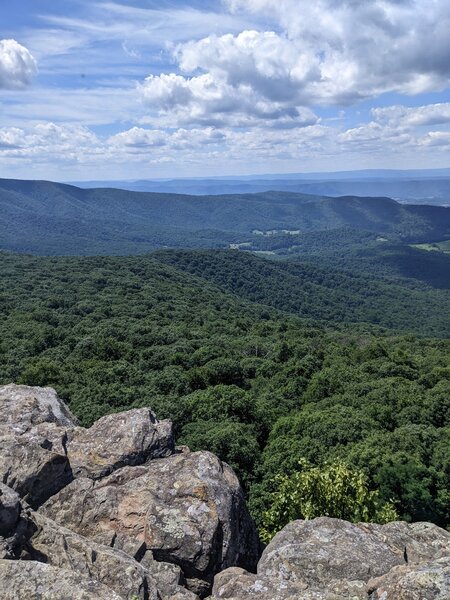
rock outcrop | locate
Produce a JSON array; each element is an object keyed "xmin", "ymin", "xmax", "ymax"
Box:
[
  {"xmin": 0, "ymin": 559, "xmax": 125, "ymax": 600},
  {"xmin": 41, "ymin": 449, "xmax": 259, "ymax": 596},
  {"xmin": 0, "ymin": 384, "xmax": 258, "ymax": 599},
  {"xmin": 2, "ymin": 384, "xmax": 450, "ymax": 600},
  {"xmin": 211, "ymin": 517, "xmax": 450, "ymax": 599}
]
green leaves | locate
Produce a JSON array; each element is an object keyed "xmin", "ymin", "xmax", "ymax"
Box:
[{"xmin": 261, "ymin": 460, "xmax": 398, "ymax": 544}]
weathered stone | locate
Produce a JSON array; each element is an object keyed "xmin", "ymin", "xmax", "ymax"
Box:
[
  {"xmin": 0, "ymin": 483, "xmax": 29, "ymax": 559},
  {"xmin": 143, "ymin": 555, "xmax": 186, "ymax": 598},
  {"xmin": 211, "ymin": 566, "xmax": 303, "ymax": 600},
  {"xmin": 169, "ymin": 588, "xmax": 201, "ymax": 600},
  {"xmin": 66, "ymin": 408, "xmax": 174, "ymax": 479},
  {"xmin": 41, "ymin": 450, "xmax": 259, "ymax": 594},
  {"xmin": 0, "ymin": 435, "xmax": 73, "ymax": 508},
  {"xmin": 366, "ymin": 520, "xmax": 450, "ymax": 564},
  {"xmin": 0, "ymin": 559, "xmax": 125, "ymax": 600},
  {"xmin": 211, "ymin": 517, "xmax": 450, "ymax": 600},
  {"xmin": 0, "ymin": 482, "xmax": 21, "ymax": 537},
  {"xmin": 0, "ymin": 385, "xmax": 174, "ymax": 507},
  {"xmin": 0, "ymin": 384, "xmax": 76, "ymax": 432},
  {"xmin": 368, "ymin": 556, "xmax": 450, "ymax": 599},
  {"xmin": 0, "ymin": 385, "xmax": 75, "ymax": 507},
  {"xmin": 23, "ymin": 511, "xmax": 160, "ymax": 600}
]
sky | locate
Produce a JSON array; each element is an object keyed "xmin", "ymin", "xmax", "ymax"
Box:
[{"xmin": 1, "ymin": 0, "xmax": 450, "ymax": 181}]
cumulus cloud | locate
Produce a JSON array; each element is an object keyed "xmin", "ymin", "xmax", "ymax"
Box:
[
  {"xmin": 0, "ymin": 39, "xmax": 37, "ymax": 89},
  {"xmin": 0, "ymin": 123, "xmax": 100, "ymax": 163},
  {"xmin": 139, "ymin": 31, "xmax": 320, "ymax": 129},
  {"xmin": 138, "ymin": 0, "xmax": 450, "ymax": 129},
  {"xmin": 419, "ymin": 131, "xmax": 450, "ymax": 147},
  {"xmin": 372, "ymin": 104, "xmax": 450, "ymax": 128}
]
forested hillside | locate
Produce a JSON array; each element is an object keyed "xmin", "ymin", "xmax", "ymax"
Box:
[
  {"xmin": 1, "ymin": 251, "xmax": 449, "ymax": 529},
  {"xmin": 1, "ymin": 179, "xmax": 449, "ymax": 255},
  {"xmin": 153, "ymin": 249, "xmax": 450, "ymax": 337}
]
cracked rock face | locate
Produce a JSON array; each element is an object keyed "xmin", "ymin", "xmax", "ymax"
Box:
[
  {"xmin": 0, "ymin": 384, "xmax": 258, "ymax": 599},
  {"xmin": 368, "ymin": 556, "xmax": 450, "ymax": 599},
  {"xmin": 211, "ymin": 517, "xmax": 450, "ymax": 600},
  {"xmin": 41, "ymin": 450, "xmax": 260, "ymax": 592},
  {"xmin": 0, "ymin": 384, "xmax": 175, "ymax": 507}
]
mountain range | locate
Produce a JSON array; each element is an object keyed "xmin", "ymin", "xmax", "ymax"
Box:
[{"xmin": 1, "ymin": 178, "xmax": 449, "ymax": 255}]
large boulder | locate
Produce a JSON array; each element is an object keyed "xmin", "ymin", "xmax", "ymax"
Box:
[
  {"xmin": 0, "ymin": 384, "xmax": 76, "ymax": 431},
  {"xmin": 0, "ymin": 483, "xmax": 28, "ymax": 559},
  {"xmin": 211, "ymin": 517, "xmax": 450, "ymax": 600},
  {"xmin": 41, "ymin": 449, "xmax": 259, "ymax": 595},
  {"xmin": 0, "ymin": 384, "xmax": 75, "ymax": 507},
  {"xmin": 65, "ymin": 408, "xmax": 174, "ymax": 479},
  {"xmin": 0, "ymin": 482, "xmax": 160, "ymax": 599},
  {"xmin": 0, "ymin": 385, "xmax": 257, "ymax": 598},
  {"xmin": 0, "ymin": 483, "xmax": 21, "ymax": 538},
  {"xmin": 0, "ymin": 384, "xmax": 174, "ymax": 507},
  {"xmin": 0, "ymin": 559, "xmax": 125, "ymax": 600},
  {"xmin": 368, "ymin": 557, "xmax": 450, "ymax": 599},
  {"xmin": 24, "ymin": 511, "xmax": 161, "ymax": 600}
]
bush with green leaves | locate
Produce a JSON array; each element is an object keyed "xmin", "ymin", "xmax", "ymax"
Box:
[{"xmin": 260, "ymin": 460, "xmax": 398, "ymax": 543}]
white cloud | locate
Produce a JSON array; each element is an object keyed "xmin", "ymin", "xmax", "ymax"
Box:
[
  {"xmin": 136, "ymin": 1, "xmax": 450, "ymax": 130},
  {"xmin": 109, "ymin": 127, "xmax": 167, "ymax": 149},
  {"xmin": 0, "ymin": 39, "xmax": 37, "ymax": 89},
  {"xmin": 419, "ymin": 131, "xmax": 450, "ymax": 147},
  {"xmin": 139, "ymin": 32, "xmax": 320, "ymax": 129},
  {"xmin": 372, "ymin": 104, "xmax": 450, "ymax": 128},
  {"xmin": 0, "ymin": 123, "xmax": 101, "ymax": 162}
]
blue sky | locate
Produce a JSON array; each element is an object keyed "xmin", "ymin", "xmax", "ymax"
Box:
[{"xmin": 1, "ymin": 0, "xmax": 450, "ymax": 181}]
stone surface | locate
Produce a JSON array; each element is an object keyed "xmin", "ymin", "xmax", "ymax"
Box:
[
  {"xmin": 211, "ymin": 517, "xmax": 450, "ymax": 600},
  {"xmin": 0, "ymin": 383, "xmax": 77, "ymax": 431},
  {"xmin": 0, "ymin": 384, "xmax": 257, "ymax": 599},
  {"xmin": 41, "ymin": 450, "xmax": 259, "ymax": 592},
  {"xmin": 0, "ymin": 384, "xmax": 174, "ymax": 507},
  {"xmin": 368, "ymin": 556, "xmax": 450, "ymax": 599},
  {"xmin": 0, "ymin": 482, "xmax": 21, "ymax": 537},
  {"xmin": 66, "ymin": 408, "xmax": 174, "ymax": 479},
  {"xmin": 0, "ymin": 483, "xmax": 29, "ymax": 559},
  {"xmin": 0, "ymin": 435, "xmax": 73, "ymax": 508},
  {"xmin": 0, "ymin": 559, "xmax": 125, "ymax": 600},
  {"xmin": 24, "ymin": 511, "xmax": 160, "ymax": 600},
  {"xmin": 0, "ymin": 384, "xmax": 75, "ymax": 507}
]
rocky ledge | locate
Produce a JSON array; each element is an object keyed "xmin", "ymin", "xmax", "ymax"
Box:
[{"xmin": 0, "ymin": 384, "xmax": 449, "ymax": 600}]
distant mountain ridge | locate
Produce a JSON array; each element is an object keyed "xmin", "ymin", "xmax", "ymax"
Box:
[
  {"xmin": 71, "ymin": 169, "xmax": 450, "ymax": 205},
  {"xmin": 1, "ymin": 178, "xmax": 449, "ymax": 255}
]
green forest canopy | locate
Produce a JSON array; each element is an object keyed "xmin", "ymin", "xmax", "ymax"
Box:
[{"xmin": 1, "ymin": 250, "xmax": 449, "ymax": 530}]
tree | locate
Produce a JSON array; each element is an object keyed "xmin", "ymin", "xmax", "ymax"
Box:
[{"xmin": 261, "ymin": 460, "xmax": 397, "ymax": 543}]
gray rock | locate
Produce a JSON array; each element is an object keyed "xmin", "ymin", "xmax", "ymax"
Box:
[
  {"xmin": 0, "ymin": 384, "xmax": 76, "ymax": 431},
  {"xmin": 212, "ymin": 517, "xmax": 450, "ymax": 600},
  {"xmin": 0, "ymin": 559, "xmax": 125, "ymax": 600},
  {"xmin": 23, "ymin": 511, "xmax": 160, "ymax": 600},
  {"xmin": 368, "ymin": 556, "xmax": 450, "ymax": 599},
  {"xmin": 1, "ymin": 484, "xmax": 160, "ymax": 599},
  {"xmin": 0, "ymin": 435, "xmax": 73, "ymax": 508},
  {"xmin": 0, "ymin": 385, "xmax": 174, "ymax": 507},
  {"xmin": 66, "ymin": 408, "xmax": 174, "ymax": 479},
  {"xmin": 0, "ymin": 483, "xmax": 29, "ymax": 559},
  {"xmin": 0, "ymin": 482, "xmax": 21, "ymax": 537},
  {"xmin": 0, "ymin": 385, "xmax": 75, "ymax": 507},
  {"xmin": 41, "ymin": 450, "xmax": 259, "ymax": 594},
  {"xmin": 169, "ymin": 588, "xmax": 201, "ymax": 600},
  {"xmin": 211, "ymin": 566, "xmax": 310, "ymax": 600}
]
